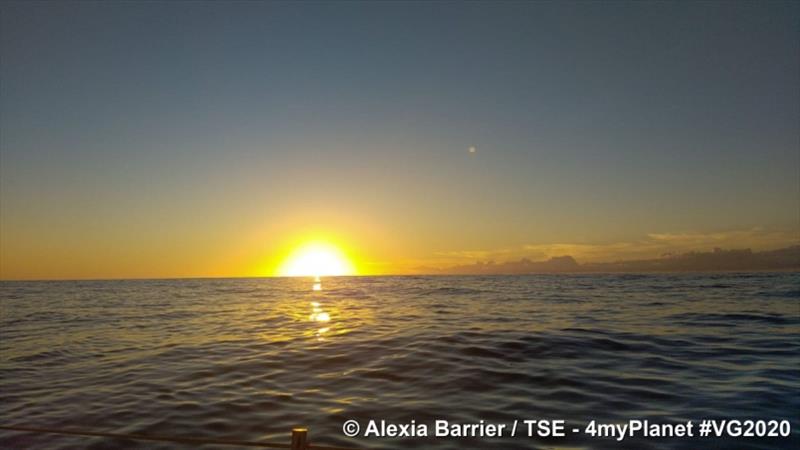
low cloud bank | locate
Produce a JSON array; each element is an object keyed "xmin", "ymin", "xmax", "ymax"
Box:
[{"xmin": 439, "ymin": 246, "xmax": 800, "ymax": 274}]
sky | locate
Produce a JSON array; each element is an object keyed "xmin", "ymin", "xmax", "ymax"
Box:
[{"xmin": 1, "ymin": 1, "xmax": 798, "ymax": 280}]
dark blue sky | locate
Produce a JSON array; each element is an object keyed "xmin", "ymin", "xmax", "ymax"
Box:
[{"xmin": 1, "ymin": 1, "xmax": 798, "ymax": 278}]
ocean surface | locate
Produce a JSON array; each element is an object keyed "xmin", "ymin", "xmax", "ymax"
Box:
[{"xmin": 1, "ymin": 274, "xmax": 798, "ymax": 449}]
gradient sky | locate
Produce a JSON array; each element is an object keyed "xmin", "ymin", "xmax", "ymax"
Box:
[{"xmin": 1, "ymin": 1, "xmax": 798, "ymax": 279}]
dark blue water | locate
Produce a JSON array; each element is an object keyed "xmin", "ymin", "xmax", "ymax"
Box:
[{"xmin": 1, "ymin": 274, "xmax": 798, "ymax": 449}]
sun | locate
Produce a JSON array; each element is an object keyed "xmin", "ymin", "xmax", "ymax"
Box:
[{"xmin": 278, "ymin": 242, "xmax": 355, "ymax": 277}]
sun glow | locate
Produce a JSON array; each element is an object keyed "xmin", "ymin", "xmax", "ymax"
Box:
[{"xmin": 278, "ymin": 242, "xmax": 355, "ymax": 277}]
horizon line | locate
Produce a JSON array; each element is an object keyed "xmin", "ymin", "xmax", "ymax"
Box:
[{"xmin": 2, "ymin": 268, "xmax": 799, "ymax": 283}]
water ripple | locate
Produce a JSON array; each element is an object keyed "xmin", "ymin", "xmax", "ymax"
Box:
[{"xmin": 1, "ymin": 274, "xmax": 798, "ymax": 449}]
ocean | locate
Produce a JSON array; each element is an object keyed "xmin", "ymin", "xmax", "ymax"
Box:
[{"xmin": 1, "ymin": 274, "xmax": 798, "ymax": 449}]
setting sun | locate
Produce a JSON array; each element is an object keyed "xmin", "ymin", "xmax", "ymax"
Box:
[{"xmin": 278, "ymin": 242, "xmax": 355, "ymax": 277}]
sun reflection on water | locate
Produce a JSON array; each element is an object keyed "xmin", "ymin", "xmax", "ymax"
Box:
[
  {"xmin": 309, "ymin": 295, "xmax": 331, "ymax": 341},
  {"xmin": 312, "ymin": 275, "xmax": 322, "ymax": 291},
  {"xmin": 271, "ymin": 276, "xmax": 372, "ymax": 343}
]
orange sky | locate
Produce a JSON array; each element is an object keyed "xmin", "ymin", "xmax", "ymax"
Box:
[{"xmin": 1, "ymin": 2, "xmax": 798, "ymax": 280}]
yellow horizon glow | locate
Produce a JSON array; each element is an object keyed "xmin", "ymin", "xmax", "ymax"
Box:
[{"xmin": 277, "ymin": 241, "xmax": 355, "ymax": 277}]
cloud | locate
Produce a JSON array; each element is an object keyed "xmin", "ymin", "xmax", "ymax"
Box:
[
  {"xmin": 437, "ymin": 245, "xmax": 800, "ymax": 274},
  {"xmin": 520, "ymin": 227, "xmax": 799, "ymax": 263},
  {"xmin": 645, "ymin": 228, "xmax": 797, "ymax": 249},
  {"xmin": 422, "ymin": 227, "xmax": 800, "ymax": 270},
  {"xmin": 433, "ymin": 248, "xmax": 515, "ymax": 260}
]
